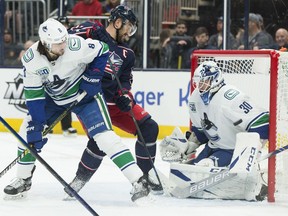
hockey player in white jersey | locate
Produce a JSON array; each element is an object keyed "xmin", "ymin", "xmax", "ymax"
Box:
[
  {"xmin": 160, "ymin": 61, "xmax": 269, "ymax": 201},
  {"xmin": 3, "ymin": 18, "xmax": 150, "ymax": 202}
]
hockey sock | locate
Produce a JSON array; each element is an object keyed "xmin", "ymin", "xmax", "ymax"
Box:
[
  {"xmin": 135, "ymin": 140, "xmax": 156, "ymax": 174},
  {"xmin": 135, "ymin": 118, "xmax": 158, "ymax": 174},
  {"xmin": 77, "ymin": 147, "xmax": 103, "ymax": 182}
]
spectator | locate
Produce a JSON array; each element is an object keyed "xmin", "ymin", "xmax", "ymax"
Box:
[
  {"xmin": 4, "ymin": 29, "xmax": 23, "ymax": 66},
  {"xmin": 275, "ymin": 28, "xmax": 288, "ymax": 50},
  {"xmin": 184, "ymin": 27, "xmax": 216, "ymax": 68},
  {"xmin": 208, "ymin": 16, "xmax": 238, "ymax": 50},
  {"xmin": 102, "ymin": 0, "xmax": 121, "ymax": 15},
  {"xmin": 256, "ymin": 14, "xmax": 274, "ymax": 47},
  {"xmin": 238, "ymin": 13, "xmax": 271, "ymax": 50},
  {"xmin": 159, "ymin": 29, "xmax": 173, "ymax": 68},
  {"xmin": 168, "ymin": 20, "xmax": 193, "ymax": 69},
  {"xmin": 72, "ymin": 0, "xmax": 103, "ymax": 17},
  {"xmin": 17, "ymin": 40, "xmax": 35, "ymax": 62}
]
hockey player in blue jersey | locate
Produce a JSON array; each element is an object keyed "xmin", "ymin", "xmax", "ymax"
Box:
[
  {"xmin": 3, "ymin": 18, "xmax": 150, "ymax": 202},
  {"xmin": 65, "ymin": 5, "xmax": 162, "ymax": 197}
]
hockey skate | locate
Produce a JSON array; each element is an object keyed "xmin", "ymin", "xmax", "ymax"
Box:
[
  {"xmin": 63, "ymin": 176, "xmax": 87, "ymax": 201},
  {"xmin": 63, "ymin": 127, "xmax": 77, "ymax": 137},
  {"xmin": 3, "ymin": 177, "xmax": 32, "ymax": 200},
  {"xmin": 131, "ymin": 176, "xmax": 151, "ymax": 202},
  {"xmin": 255, "ymin": 184, "xmax": 268, "ymax": 201},
  {"xmin": 143, "ymin": 174, "xmax": 163, "ymax": 195}
]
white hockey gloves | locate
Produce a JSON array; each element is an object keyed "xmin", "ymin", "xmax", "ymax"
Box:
[{"xmin": 160, "ymin": 127, "xmax": 200, "ymax": 162}]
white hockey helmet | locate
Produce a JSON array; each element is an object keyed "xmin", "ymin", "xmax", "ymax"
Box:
[
  {"xmin": 38, "ymin": 18, "xmax": 68, "ymax": 50},
  {"xmin": 193, "ymin": 61, "xmax": 224, "ymax": 105}
]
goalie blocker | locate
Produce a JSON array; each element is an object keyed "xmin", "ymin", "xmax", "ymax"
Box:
[{"xmin": 160, "ymin": 129, "xmax": 266, "ymax": 201}]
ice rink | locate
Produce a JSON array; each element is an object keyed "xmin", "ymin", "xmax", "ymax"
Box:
[{"xmin": 0, "ymin": 132, "xmax": 287, "ymax": 216}]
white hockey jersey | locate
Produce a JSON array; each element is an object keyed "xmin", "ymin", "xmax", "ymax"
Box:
[
  {"xmin": 21, "ymin": 34, "xmax": 109, "ymax": 105},
  {"xmin": 188, "ymin": 84, "xmax": 269, "ymax": 150}
]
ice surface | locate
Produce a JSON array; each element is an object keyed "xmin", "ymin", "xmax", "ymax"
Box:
[{"xmin": 0, "ymin": 132, "xmax": 287, "ymax": 216}]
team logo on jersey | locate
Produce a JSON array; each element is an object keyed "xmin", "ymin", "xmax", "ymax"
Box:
[
  {"xmin": 22, "ymin": 49, "xmax": 34, "ymax": 63},
  {"xmin": 68, "ymin": 38, "xmax": 81, "ymax": 51},
  {"xmin": 105, "ymin": 52, "xmax": 123, "ymax": 79},
  {"xmin": 4, "ymin": 73, "xmax": 27, "ymax": 113},
  {"xmin": 224, "ymin": 89, "xmax": 240, "ymax": 100},
  {"xmin": 189, "ymin": 102, "xmax": 196, "ymax": 112},
  {"xmin": 201, "ymin": 112, "xmax": 220, "ymax": 142}
]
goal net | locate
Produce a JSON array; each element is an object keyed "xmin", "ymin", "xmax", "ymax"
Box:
[{"xmin": 191, "ymin": 50, "xmax": 288, "ymax": 202}]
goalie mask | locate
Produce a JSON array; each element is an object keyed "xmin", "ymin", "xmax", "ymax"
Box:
[
  {"xmin": 193, "ymin": 61, "xmax": 224, "ymax": 105},
  {"xmin": 38, "ymin": 18, "xmax": 68, "ymax": 51}
]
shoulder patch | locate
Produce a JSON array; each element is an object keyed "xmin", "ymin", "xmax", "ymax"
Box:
[
  {"xmin": 36, "ymin": 67, "xmax": 50, "ymax": 75},
  {"xmin": 189, "ymin": 102, "xmax": 196, "ymax": 112},
  {"xmin": 22, "ymin": 49, "xmax": 34, "ymax": 63},
  {"xmin": 68, "ymin": 37, "xmax": 81, "ymax": 51},
  {"xmin": 224, "ymin": 89, "xmax": 240, "ymax": 100}
]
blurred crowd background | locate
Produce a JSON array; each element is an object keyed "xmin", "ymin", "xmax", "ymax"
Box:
[{"xmin": 1, "ymin": 0, "xmax": 288, "ymax": 69}]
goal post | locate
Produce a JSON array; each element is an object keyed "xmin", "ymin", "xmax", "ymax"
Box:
[{"xmin": 191, "ymin": 50, "xmax": 288, "ymax": 202}]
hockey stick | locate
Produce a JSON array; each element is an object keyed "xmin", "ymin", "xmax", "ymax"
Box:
[
  {"xmin": 258, "ymin": 144, "xmax": 288, "ymax": 161},
  {"xmin": 108, "ymin": 52, "xmax": 163, "ymax": 190},
  {"xmin": 0, "ymin": 116, "xmax": 99, "ymax": 216},
  {"xmin": 0, "ymin": 91, "xmax": 87, "ymax": 179},
  {"xmin": 170, "ymin": 144, "xmax": 288, "ymax": 198}
]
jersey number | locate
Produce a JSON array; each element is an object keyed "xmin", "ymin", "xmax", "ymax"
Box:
[{"xmin": 239, "ymin": 101, "xmax": 253, "ymax": 114}]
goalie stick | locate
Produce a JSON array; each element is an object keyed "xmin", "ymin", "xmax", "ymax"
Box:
[
  {"xmin": 108, "ymin": 52, "xmax": 163, "ymax": 191},
  {"xmin": 0, "ymin": 115, "xmax": 99, "ymax": 216},
  {"xmin": 0, "ymin": 91, "xmax": 87, "ymax": 178},
  {"xmin": 169, "ymin": 144, "xmax": 288, "ymax": 198}
]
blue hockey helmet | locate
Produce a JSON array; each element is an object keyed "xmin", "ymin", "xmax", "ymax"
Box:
[
  {"xmin": 109, "ymin": 5, "xmax": 137, "ymax": 36},
  {"xmin": 193, "ymin": 61, "xmax": 224, "ymax": 105}
]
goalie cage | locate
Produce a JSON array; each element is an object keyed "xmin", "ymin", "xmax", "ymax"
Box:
[{"xmin": 191, "ymin": 50, "xmax": 288, "ymax": 202}]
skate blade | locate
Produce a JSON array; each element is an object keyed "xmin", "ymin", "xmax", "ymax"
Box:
[
  {"xmin": 63, "ymin": 132, "xmax": 77, "ymax": 137},
  {"xmin": 62, "ymin": 191, "xmax": 76, "ymax": 201},
  {"xmin": 150, "ymin": 189, "xmax": 164, "ymax": 196},
  {"xmin": 3, "ymin": 192, "xmax": 27, "ymax": 200},
  {"xmin": 63, "ymin": 195, "xmax": 76, "ymax": 201},
  {"xmin": 133, "ymin": 194, "xmax": 155, "ymax": 206}
]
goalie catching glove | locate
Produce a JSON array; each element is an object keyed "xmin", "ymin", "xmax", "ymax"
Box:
[{"xmin": 160, "ymin": 127, "xmax": 200, "ymax": 162}]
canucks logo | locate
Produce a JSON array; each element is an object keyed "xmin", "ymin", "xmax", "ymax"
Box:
[
  {"xmin": 189, "ymin": 102, "xmax": 196, "ymax": 112},
  {"xmin": 4, "ymin": 73, "xmax": 27, "ymax": 113},
  {"xmin": 224, "ymin": 89, "xmax": 240, "ymax": 100}
]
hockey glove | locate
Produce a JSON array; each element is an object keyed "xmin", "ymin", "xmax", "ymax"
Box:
[
  {"xmin": 115, "ymin": 94, "xmax": 132, "ymax": 112},
  {"xmin": 115, "ymin": 90, "xmax": 134, "ymax": 112},
  {"xmin": 79, "ymin": 73, "xmax": 102, "ymax": 97},
  {"xmin": 27, "ymin": 121, "xmax": 48, "ymax": 152},
  {"xmin": 185, "ymin": 131, "xmax": 200, "ymax": 154}
]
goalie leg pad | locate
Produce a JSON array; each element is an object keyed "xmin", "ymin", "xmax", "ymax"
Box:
[{"xmin": 192, "ymin": 145, "xmax": 233, "ymax": 167}]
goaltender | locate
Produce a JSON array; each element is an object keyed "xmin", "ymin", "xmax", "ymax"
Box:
[{"xmin": 160, "ymin": 61, "xmax": 269, "ymax": 201}]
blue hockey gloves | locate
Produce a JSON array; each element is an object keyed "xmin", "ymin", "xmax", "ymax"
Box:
[
  {"xmin": 27, "ymin": 121, "xmax": 48, "ymax": 152},
  {"xmin": 116, "ymin": 94, "xmax": 132, "ymax": 112},
  {"xmin": 79, "ymin": 74, "xmax": 101, "ymax": 97}
]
